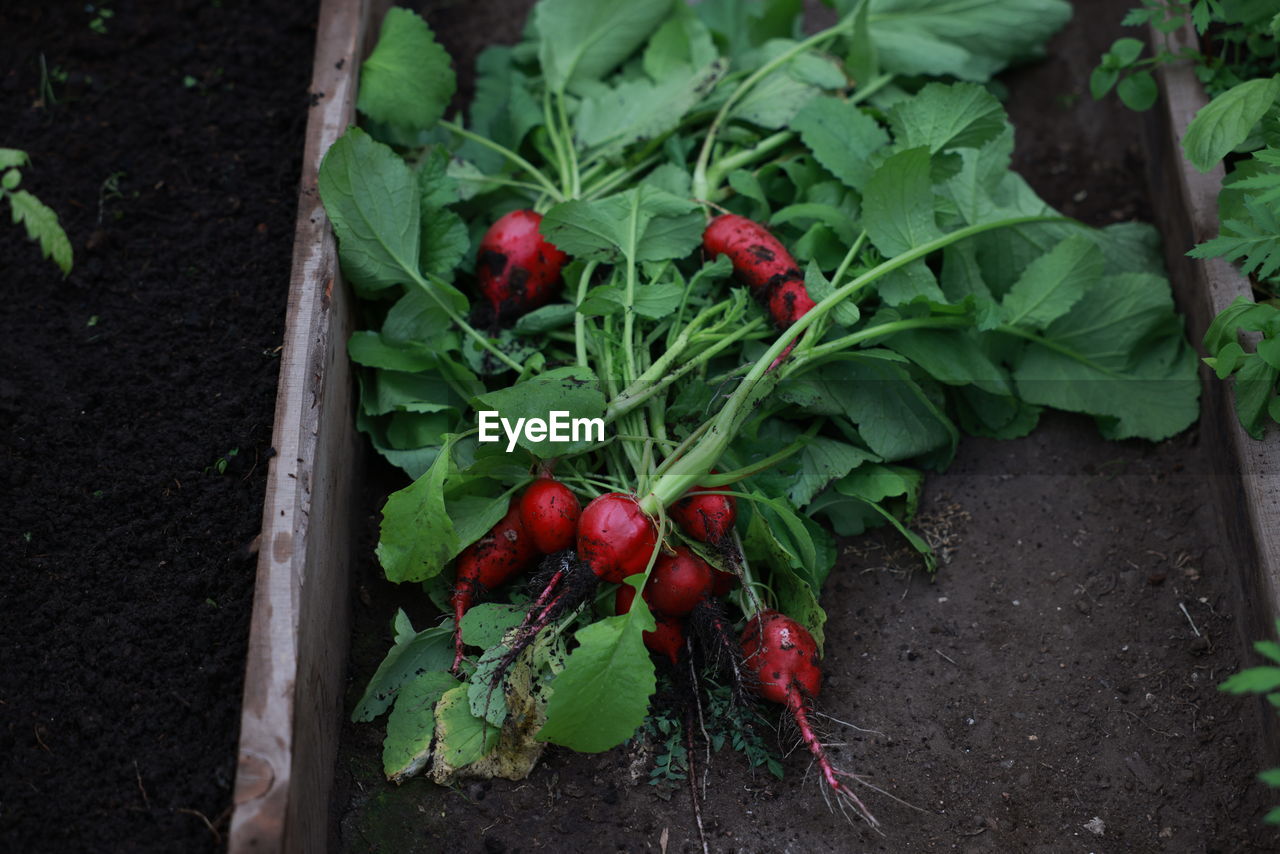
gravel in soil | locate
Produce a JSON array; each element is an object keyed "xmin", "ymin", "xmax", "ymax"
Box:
[
  {"xmin": 0, "ymin": 1, "xmax": 315, "ymax": 850},
  {"xmin": 334, "ymin": 1, "xmax": 1280, "ymax": 853}
]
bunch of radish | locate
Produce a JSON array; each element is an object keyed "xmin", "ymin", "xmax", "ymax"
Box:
[{"xmin": 336, "ymin": 0, "xmax": 1096, "ymax": 829}]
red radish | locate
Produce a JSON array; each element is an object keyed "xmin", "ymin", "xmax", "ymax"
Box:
[
  {"xmin": 476, "ymin": 209, "xmax": 568, "ymax": 325},
  {"xmin": 703, "ymin": 213, "xmax": 803, "ymax": 298},
  {"xmin": 669, "ymin": 486, "xmax": 737, "ymax": 544},
  {"xmin": 741, "ymin": 610, "xmax": 878, "ymax": 827},
  {"xmin": 450, "ymin": 499, "xmax": 537, "ymax": 671},
  {"xmin": 710, "ymin": 566, "xmax": 737, "ymax": 597},
  {"xmin": 767, "ymin": 278, "xmax": 817, "ymax": 328},
  {"xmin": 577, "ymin": 493, "xmax": 658, "ymax": 583},
  {"xmin": 702, "ymin": 214, "xmax": 815, "ymax": 364},
  {"xmin": 615, "ymin": 584, "xmax": 687, "ymax": 665},
  {"xmin": 518, "ymin": 477, "xmax": 581, "ymax": 554},
  {"xmin": 645, "ymin": 546, "xmax": 715, "ymax": 617}
]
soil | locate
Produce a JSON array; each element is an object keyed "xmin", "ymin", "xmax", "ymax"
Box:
[
  {"xmin": 334, "ymin": 2, "xmax": 1280, "ymax": 854},
  {"xmin": 0, "ymin": 1, "xmax": 316, "ymax": 851},
  {"xmin": 1, "ymin": 1, "xmax": 1275, "ymax": 853}
]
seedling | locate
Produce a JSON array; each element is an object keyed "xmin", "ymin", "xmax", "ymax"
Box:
[{"xmin": 0, "ymin": 149, "xmax": 73, "ymax": 276}]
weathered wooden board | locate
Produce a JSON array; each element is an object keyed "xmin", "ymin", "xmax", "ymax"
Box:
[
  {"xmin": 228, "ymin": 0, "xmax": 387, "ymax": 850},
  {"xmin": 1145, "ymin": 23, "xmax": 1280, "ymax": 677}
]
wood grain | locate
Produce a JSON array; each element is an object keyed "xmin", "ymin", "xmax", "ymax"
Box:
[
  {"xmin": 1146, "ymin": 23, "xmax": 1280, "ymax": 707},
  {"xmin": 228, "ymin": 0, "xmax": 386, "ymax": 849}
]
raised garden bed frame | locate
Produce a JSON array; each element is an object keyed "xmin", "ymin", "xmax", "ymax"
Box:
[{"xmin": 226, "ymin": 7, "xmax": 1280, "ymax": 851}]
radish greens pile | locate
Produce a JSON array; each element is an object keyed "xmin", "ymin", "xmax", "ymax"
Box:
[{"xmin": 321, "ymin": 0, "xmax": 1200, "ymax": 794}]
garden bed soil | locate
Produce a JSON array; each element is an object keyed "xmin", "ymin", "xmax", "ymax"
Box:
[
  {"xmin": 333, "ymin": 1, "xmax": 1280, "ymax": 852},
  {"xmin": 0, "ymin": 1, "xmax": 316, "ymax": 851}
]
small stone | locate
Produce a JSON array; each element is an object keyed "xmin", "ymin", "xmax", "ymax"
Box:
[{"xmin": 1083, "ymin": 816, "xmax": 1105, "ymax": 836}]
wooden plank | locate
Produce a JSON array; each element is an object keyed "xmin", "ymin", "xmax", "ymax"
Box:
[
  {"xmin": 1145, "ymin": 23, "xmax": 1280, "ymax": 675},
  {"xmin": 228, "ymin": 0, "xmax": 381, "ymax": 849}
]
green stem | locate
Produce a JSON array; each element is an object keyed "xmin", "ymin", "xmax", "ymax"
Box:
[
  {"xmin": 622, "ymin": 192, "xmax": 642, "ymax": 384},
  {"xmin": 829, "ymin": 230, "xmax": 869, "ymax": 291},
  {"xmin": 542, "ymin": 90, "xmax": 571, "ymax": 197},
  {"xmin": 799, "ymin": 315, "xmax": 971, "ymax": 364},
  {"xmin": 574, "ymin": 261, "xmax": 597, "ymax": 368},
  {"xmin": 995, "ymin": 323, "xmax": 1117, "ymax": 375},
  {"xmin": 641, "ymin": 214, "xmax": 1075, "ymax": 511},
  {"xmin": 439, "ymin": 120, "xmax": 563, "ymax": 202},
  {"xmin": 414, "ymin": 271, "xmax": 524, "ymax": 372},
  {"xmin": 582, "ymin": 153, "xmax": 663, "ymax": 200},
  {"xmin": 704, "ymin": 129, "xmax": 795, "ymax": 193},
  {"xmin": 692, "ymin": 14, "xmax": 855, "ymax": 201},
  {"xmin": 606, "ymin": 316, "xmax": 765, "ymax": 422},
  {"xmin": 698, "ymin": 423, "xmax": 820, "ymax": 487},
  {"xmin": 556, "ymin": 92, "xmax": 581, "ymax": 198}
]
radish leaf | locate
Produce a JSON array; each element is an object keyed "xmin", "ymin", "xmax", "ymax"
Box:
[
  {"xmin": 358, "ymin": 8, "xmax": 456, "ymax": 134},
  {"xmin": 537, "ymin": 589, "xmax": 657, "ymax": 752}
]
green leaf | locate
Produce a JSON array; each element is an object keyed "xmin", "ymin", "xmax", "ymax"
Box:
[
  {"xmin": 1109, "ymin": 37, "xmax": 1145, "ymax": 66},
  {"xmin": 888, "ymin": 82, "xmax": 1007, "ymax": 154},
  {"xmin": 1182, "ymin": 76, "xmax": 1280, "ymax": 172},
  {"xmin": 433, "ymin": 684, "xmax": 500, "ymax": 768},
  {"xmin": 535, "ymin": 0, "xmax": 675, "ymax": 94},
  {"xmin": 730, "ymin": 45, "xmax": 844, "ymax": 129},
  {"xmin": 884, "ymin": 327, "xmax": 1012, "ymax": 396},
  {"xmin": 318, "ymin": 128, "xmax": 421, "ymax": 293},
  {"xmin": 1233, "ymin": 354, "xmax": 1279, "ymax": 439},
  {"xmin": 1189, "ymin": 194, "xmax": 1280, "ymax": 279},
  {"xmin": 1116, "ymin": 71, "xmax": 1158, "ymax": 111},
  {"xmin": 1000, "ymin": 234, "xmax": 1103, "ymax": 329},
  {"xmin": 876, "ymin": 259, "xmax": 946, "ymax": 305},
  {"xmin": 863, "ymin": 147, "xmax": 942, "ymax": 257},
  {"xmin": 352, "ymin": 617, "xmax": 454, "ymax": 721},
  {"xmin": 789, "ymin": 95, "xmax": 889, "ymax": 191},
  {"xmin": 867, "ymin": 0, "xmax": 1072, "ymax": 82},
  {"xmin": 376, "ymin": 439, "xmax": 458, "ymax": 582},
  {"xmin": 0, "ymin": 148, "xmax": 29, "ymax": 170},
  {"xmin": 473, "ymin": 366, "xmax": 606, "ymax": 458},
  {"xmin": 1259, "ymin": 768, "xmax": 1280, "ymax": 788},
  {"xmin": 643, "ymin": 3, "xmax": 718, "ymax": 80},
  {"xmin": 421, "ymin": 207, "xmax": 469, "ymax": 281},
  {"xmin": 1254, "ymin": 639, "xmax": 1280, "ymax": 665},
  {"xmin": 633, "ymin": 283, "xmax": 687, "ymax": 318},
  {"xmin": 7, "ymin": 189, "xmax": 73, "ymax": 275},
  {"xmin": 514, "ymin": 303, "xmax": 577, "ymax": 334},
  {"xmin": 788, "ymin": 436, "xmax": 878, "ymax": 507},
  {"xmin": 383, "ymin": 670, "xmax": 460, "ymax": 782},
  {"xmin": 576, "ymin": 60, "xmax": 727, "ymax": 157},
  {"xmin": 1090, "ymin": 66, "xmax": 1119, "ymax": 100},
  {"xmin": 1011, "ymin": 273, "xmax": 1201, "ymax": 441},
  {"xmin": 782, "ymin": 356, "xmax": 957, "ymax": 461},
  {"xmin": 1220, "ymin": 666, "xmax": 1280, "ymax": 694},
  {"xmin": 358, "ymin": 8, "xmax": 456, "ymax": 134},
  {"xmin": 461, "ymin": 603, "xmax": 526, "ymax": 652},
  {"xmin": 540, "ymin": 186, "xmax": 703, "ymax": 264},
  {"xmin": 537, "ymin": 592, "xmax": 657, "ymax": 752}
]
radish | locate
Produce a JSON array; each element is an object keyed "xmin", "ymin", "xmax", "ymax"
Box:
[
  {"xmin": 475, "ymin": 209, "xmax": 568, "ymax": 326},
  {"xmin": 577, "ymin": 493, "xmax": 658, "ymax": 583},
  {"xmin": 669, "ymin": 486, "xmax": 737, "ymax": 545},
  {"xmin": 703, "ymin": 213, "xmax": 803, "ymax": 300},
  {"xmin": 702, "ymin": 213, "xmax": 815, "ymax": 363},
  {"xmin": 518, "ymin": 477, "xmax": 581, "ymax": 554},
  {"xmin": 645, "ymin": 546, "xmax": 715, "ymax": 617},
  {"xmin": 741, "ymin": 610, "xmax": 879, "ymax": 827},
  {"xmin": 615, "ymin": 584, "xmax": 687, "ymax": 665},
  {"xmin": 450, "ymin": 498, "xmax": 537, "ymax": 671}
]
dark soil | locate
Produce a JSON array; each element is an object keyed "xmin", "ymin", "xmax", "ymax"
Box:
[
  {"xmin": 0, "ymin": 1, "xmax": 316, "ymax": 850},
  {"xmin": 334, "ymin": 2, "xmax": 1280, "ymax": 854}
]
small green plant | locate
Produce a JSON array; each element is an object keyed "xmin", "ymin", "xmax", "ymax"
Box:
[
  {"xmin": 207, "ymin": 448, "xmax": 240, "ymax": 475},
  {"xmin": 0, "ymin": 149, "xmax": 73, "ymax": 276},
  {"xmin": 1092, "ymin": 1, "xmax": 1280, "ymax": 109},
  {"xmin": 1220, "ymin": 619, "xmax": 1280, "ymax": 823},
  {"xmin": 86, "ymin": 5, "xmax": 114, "ymax": 34}
]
